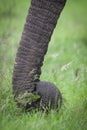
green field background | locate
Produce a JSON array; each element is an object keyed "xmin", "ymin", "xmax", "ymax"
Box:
[{"xmin": 0, "ymin": 0, "xmax": 87, "ymax": 130}]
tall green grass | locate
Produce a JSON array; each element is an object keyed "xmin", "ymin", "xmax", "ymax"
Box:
[{"xmin": 0, "ymin": 0, "xmax": 87, "ymax": 130}]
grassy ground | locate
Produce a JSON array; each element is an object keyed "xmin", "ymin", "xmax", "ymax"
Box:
[{"xmin": 0, "ymin": 0, "xmax": 87, "ymax": 130}]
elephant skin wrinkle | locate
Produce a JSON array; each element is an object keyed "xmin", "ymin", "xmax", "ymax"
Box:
[{"xmin": 12, "ymin": 0, "xmax": 67, "ymax": 111}]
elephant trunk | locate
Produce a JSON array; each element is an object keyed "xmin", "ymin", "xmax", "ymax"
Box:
[{"xmin": 12, "ymin": 0, "xmax": 66, "ymax": 110}]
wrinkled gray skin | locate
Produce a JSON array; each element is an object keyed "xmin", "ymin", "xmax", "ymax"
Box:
[{"xmin": 12, "ymin": 0, "xmax": 66, "ymax": 111}]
